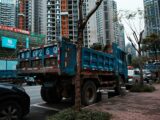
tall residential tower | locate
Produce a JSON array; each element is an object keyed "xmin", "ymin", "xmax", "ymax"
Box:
[
  {"xmin": 0, "ymin": 0, "xmax": 16, "ymax": 27},
  {"xmin": 46, "ymin": 0, "xmax": 78, "ymax": 43},
  {"xmin": 144, "ymin": 0, "xmax": 160, "ymax": 36},
  {"xmin": 96, "ymin": 0, "xmax": 119, "ymax": 47}
]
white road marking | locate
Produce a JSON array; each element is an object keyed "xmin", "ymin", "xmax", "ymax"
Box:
[
  {"xmin": 31, "ymin": 102, "xmax": 45, "ymax": 106},
  {"xmin": 31, "ymin": 103, "xmax": 60, "ymax": 111},
  {"xmin": 30, "ymin": 96, "xmax": 41, "ymax": 100}
]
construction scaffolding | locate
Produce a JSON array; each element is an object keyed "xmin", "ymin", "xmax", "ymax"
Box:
[{"xmin": 18, "ymin": 0, "xmax": 25, "ymax": 29}]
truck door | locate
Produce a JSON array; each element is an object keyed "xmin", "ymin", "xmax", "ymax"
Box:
[{"xmin": 60, "ymin": 41, "xmax": 76, "ymax": 75}]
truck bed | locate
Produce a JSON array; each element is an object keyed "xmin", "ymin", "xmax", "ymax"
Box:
[{"xmin": 18, "ymin": 41, "xmax": 127, "ymax": 77}]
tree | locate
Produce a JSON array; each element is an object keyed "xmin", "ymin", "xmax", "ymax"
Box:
[
  {"xmin": 75, "ymin": 0, "xmax": 103, "ymax": 111},
  {"xmin": 143, "ymin": 33, "xmax": 160, "ymax": 61},
  {"xmin": 131, "ymin": 56, "xmax": 148, "ymax": 68},
  {"xmin": 118, "ymin": 9, "xmax": 144, "ymax": 85},
  {"xmin": 90, "ymin": 42, "xmax": 103, "ymax": 50}
]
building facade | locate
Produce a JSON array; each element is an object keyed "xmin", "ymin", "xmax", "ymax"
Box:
[
  {"xmin": 17, "ymin": 0, "xmax": 47, "ymax": 40},
  {"xmin": 18, "ymin": 0, "xmax": 32, "ymax": 30},
  {"xmin": 118, "ymin": 24, "xmax": 125, "ymax": 51},
  {"xmin": 125, "ymin": 43, "xmax": 136, "ymax": 56},
  {"xmin": 96, "ymin": 0, "xmax": 119, "ymax": 47},
  {"xmin": 143, "ymin": 0, "xmax": 160, "ymax": 60},
  {"xmin": 0, "ymin": 0, "xmax": 16, "ymax": 27},
  {"xmin": 46, "ymin": 0, "xmax": 78, "ymax": 43},
  {"xmin": 144, "ymin": 0, "xmax": 160, "ymax": 36},
  {"xmin": 83, "ymin": 0, "xmax": 98, "ymax": 48},
  {"xmin": 16, "ymin": 0, "xmax": 121, "ymax": 46}
]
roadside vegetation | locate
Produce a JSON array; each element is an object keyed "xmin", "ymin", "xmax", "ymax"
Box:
[
  {"xmin": 130, "ymin": 84, "xmax": 156, "ymax": 92},
  {"xmin": 48, "ymin": 108, "xmax": 111, "ymax": 120},
  {"xmin": 156, "ymin": 80, "xmax": 160, "ymax": 84}
]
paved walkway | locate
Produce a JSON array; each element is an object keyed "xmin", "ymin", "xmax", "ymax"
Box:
[{"xmin": 86, "ymin": 84, "xmax": 160, "ymax": 120}]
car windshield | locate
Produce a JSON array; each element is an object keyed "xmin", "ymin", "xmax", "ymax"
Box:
[
  {"xmin": 128, "ymin": 70, "xmax": 134, "ymax": 76},
  {"xmin": 134, "ymin": 70, "xmax": 140, "ymax": 75},
  {"xmin": 143, "ymin": 69, "xmax": 151, "ymax": 74}
]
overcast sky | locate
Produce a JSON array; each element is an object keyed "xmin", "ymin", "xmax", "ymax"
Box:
[
  {"xmin": 115, "ymin": 0, "xmax": 144, "ymax": 11},
  {"xmin": 115, "ymin": 0, "xmax": 144, "ymax": 45}
]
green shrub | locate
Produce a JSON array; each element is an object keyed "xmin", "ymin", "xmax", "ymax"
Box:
[
  {"xmin": 156, "ymin": 80, "xmax": 160, "ymax": 84},
  {"xmin": 48, "ymin": 108, "xmax": 111, "ymax": 120},
  {"xmin": 130, "ymin": 84, "xmax": 156, "ymax": 92}
]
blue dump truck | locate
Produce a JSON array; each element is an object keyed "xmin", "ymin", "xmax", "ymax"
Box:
[
  {"xmin": 0, "ymin": 60, "xmax": 18, "ymax": 82},
  {"xmin": 17, "ymin": 40, "xmax": 127, "ymax": 105}
]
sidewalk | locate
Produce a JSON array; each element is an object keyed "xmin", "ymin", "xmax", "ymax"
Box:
[{"xmin": 86, "ymin": 84, "xmax": 160, "ymax": 120}]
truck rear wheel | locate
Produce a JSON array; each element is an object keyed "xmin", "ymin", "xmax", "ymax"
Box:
[
  {"xmin": 40, "ymin": 86, "xmax": 48, "ymax": 102},
  {"xmin": 40, "ymin": 86, "xmax": 62, "ymax": 103},
  {"xmin": 115, "ymin": 76, "xmax": 126, "ymax": 95},
  {"xmin": 81, "ymin": 81, "xmax": 97, "ymax": 106}
]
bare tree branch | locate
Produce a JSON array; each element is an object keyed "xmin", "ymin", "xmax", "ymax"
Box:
[
  {"xmin": 139, "ymin": 30, "xmax": 144, "ymax": 44},
  {"xmin": 133, "ymin": 31, "xmax": 139, "ymax": 43},
  {"xmin": 80, "ymin": 0, "xmax": 103, "ymax": 30},
  {"xmin": 127, "ymin": 36, "xmax": 139, "ymax": 52}
]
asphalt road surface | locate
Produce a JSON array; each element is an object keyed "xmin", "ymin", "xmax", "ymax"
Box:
[
  {"xmin": 23, "ymin": 85, "xmax": 72, "ymax": 120},
  {"xmin": 24, "ymin": 85, "xmax": 43, "ymax": 105}
]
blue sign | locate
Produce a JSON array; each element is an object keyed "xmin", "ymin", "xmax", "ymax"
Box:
[
  {"xmin": 26, "ymin": 37, "xmax": 29, "ymax": 49},
  {"xmin": 1, "ymin": 36, "xmax": 17, "ymax": 49},
  {"xmin": 7, "ymin": 61, "xmax": 18, "ymax": 70},
  {"xmin": 0, "ymin": 60, "xmax": 6, "ymax": 70}
]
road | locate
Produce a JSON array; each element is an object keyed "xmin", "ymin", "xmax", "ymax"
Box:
[
  {"xmin": 23, "ymin": 85, "xmax": 115, "ymax": 120},
  {"xmin": 23, "ymin": 85, "xmax": 72, "ymax": 120},
  {"xmin": 24, "ymin": 85, "xmax": 42, "ymax": 105}
]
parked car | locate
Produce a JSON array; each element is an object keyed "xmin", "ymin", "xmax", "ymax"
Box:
[
  {"xmin": 0, "ymin": 83, "xmax": 30, "ymax": 120},
  {"xmin": 128, "ymin": 69, "xmax": 140, "ymax": 83},
  {"xmin": 143, "ymin": 69, "xmax": 152, "ymax": 83},
  {"xmin": 126, "ymin": 69, "xmax": 140, "ymax": 89}
]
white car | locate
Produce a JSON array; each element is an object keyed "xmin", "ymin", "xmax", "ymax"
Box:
[{"xmin": 127, "ymin": 69, "xmax": 140, "ymax": 85}]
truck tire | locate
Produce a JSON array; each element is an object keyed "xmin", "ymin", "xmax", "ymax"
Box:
[
  {"xmin": 115, "ymin": 76, "xmax": 125, "ymax": 96},
  {"xmin": 40, "ymin": 86, "xmax": 47, "ymax": 102},
  {"xmin": 40, "ymin": 86, "xmax": 62, "ymax": 103},
  {"xmin": 81, "ymin": 81, "xmax": 97, "ymax": 106}
]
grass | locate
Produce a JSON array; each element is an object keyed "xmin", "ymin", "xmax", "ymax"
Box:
[
  {"xmin": 130, "ymin": 84, "xmax": 156, "ymax": 92},
  {"xmin": 48, "ymin": 108, "xmax": 111, "ymax": 120}
]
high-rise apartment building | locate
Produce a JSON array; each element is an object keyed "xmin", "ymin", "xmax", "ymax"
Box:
[
  {"xmin": 144, "ymin": 0, "xmax": 160, "ymax": 36},
  {"xmin": 16, "ymin": 0, "xmax": 121, "ymax": 46},
  {"xmin": 37, "ymin": 0, "xmax": 47, "ymax": 36},
  {"xmin": 18, "ymin": 0, "xmax": 25, "ymax": 29},
  {"xmin": 31, "ymin": 0, "xmax": 47, "ymax": 35},
  {"xmin": 118, "ymin": 24, "xmax": 125, "ymax": 51},
  {"xmin": 112, "ymin": 0, "xmax": 119, "ymax": 45},
  {"xmin": 83, "ymin": 0, "xmax": 98, "ymax": 48},
  {"xmin": 96, "ymin": 0, "xmax": 119, "ymax": 47},
  {"xmin": 18, "ymin": 0, "xmax": 33, "ymax": 31},
  {"xmin": 143, "ymin": 0, "xmax": 160, "ymax": 60},
  {"xmin": 17, "ymin": 0, "xmax": 47, "ymax": 35},
  {"xmin": 46, "ymin": 0, "xmax": 78, "ymax": 43},
  {"xmin": 0, "ymin": 0, "xmax": 16, "ymax": 27},
  {"xmin": 126, "ymin": 43, "xmax": 136, "ymax": 56},
  {"xmin": 25, "ymin": 0, "xmax": 32, "ymax": 31}
]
